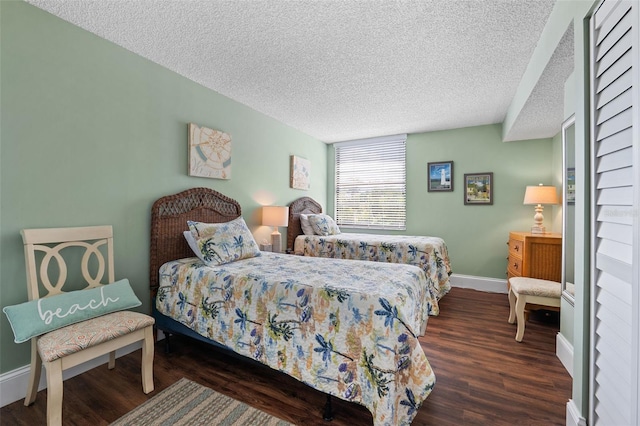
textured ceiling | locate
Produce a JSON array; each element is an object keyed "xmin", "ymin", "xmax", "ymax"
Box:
[
  {"xmin": 25, "ymin": 0, "xmax": 564, "ymax": 143},
  {"xmin": 503, "ymin": 23, "xmax": 574, "ymax": 142}
]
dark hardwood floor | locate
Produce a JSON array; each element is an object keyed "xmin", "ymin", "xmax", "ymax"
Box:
[{"xmin": 1, "ymin": 287, "xmax": 571, "ymax": 425}]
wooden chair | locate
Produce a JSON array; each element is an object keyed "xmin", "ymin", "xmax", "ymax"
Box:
[
  {"xmin": 507, "ymin": 277, "xmax": 561, "ymax": 342},
  {"xmin": 21, "ymin": 226, "xmax": 155, "ymax": 426}
]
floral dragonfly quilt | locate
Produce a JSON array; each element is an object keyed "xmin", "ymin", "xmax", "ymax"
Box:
[
  {"xmin": 294, "ymin": 233, "xmax": 452, "ymax": 311},
  {"xmin": 157, "ymin": 252, "xmax": 436, "ymax": 425}
]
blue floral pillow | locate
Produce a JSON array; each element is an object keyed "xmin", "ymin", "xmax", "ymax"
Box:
[
  {"xmin": 188, "ymin": 217, "xmax": 260, "ymax": 266},
  {"xmin": 308, "ymin": 214, "xmax": 341, "ymax": 236}
]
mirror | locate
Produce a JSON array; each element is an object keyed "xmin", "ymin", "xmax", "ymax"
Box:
[{"xmin": 561, "ymin": 114, "xmax": 576, "ymax": 305}]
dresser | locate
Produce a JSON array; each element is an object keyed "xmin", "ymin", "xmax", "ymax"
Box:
[{"xmin": 507, "ymin": 231, "xmax": 562, "ymax": 284}]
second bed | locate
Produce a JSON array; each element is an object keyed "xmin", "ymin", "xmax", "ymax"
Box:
[{"xmin": 287, "ymin": 197, "xmax": 452, "ymax": 313}]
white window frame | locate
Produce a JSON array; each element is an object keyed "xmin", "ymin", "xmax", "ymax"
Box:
[{"xmin": 333, "ymin": 134, "xmax": 407, "ymax": 231}]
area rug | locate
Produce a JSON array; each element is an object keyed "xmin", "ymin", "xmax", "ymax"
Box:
[{"xmin": 110, "ymin": 378, "xmax": 293, "ymax": 426}]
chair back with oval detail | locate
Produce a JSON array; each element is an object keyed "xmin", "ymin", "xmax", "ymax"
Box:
[{"xmin": 22, "ymin": 226, "xmax": 115, "ymax": 300}]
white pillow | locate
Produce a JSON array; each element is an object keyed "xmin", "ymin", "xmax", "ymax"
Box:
[
  {"xmin": 183, "ymin": 231, "xmax": 205, "ymax": 262},
  {"xmin": 299, "ymin": 213, "xmax": 315, "ymax": 235},
  {"xmin": 308, "ymin": 214, "xmax": 341, "ymax": 236}
]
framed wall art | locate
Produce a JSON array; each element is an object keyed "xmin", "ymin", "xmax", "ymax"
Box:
[
  {"xmin": 188, "ymin": 123, "xmax": 232, "ymax": 179},
  {"xmin": 427, "ymin": 161, "xmax": 453, "ymax": 192},
  {"xmin": 566, "ymin": 167, "xmax": 575, "ymax": 204},
  {"xmin": 464, "ymin": 172, "xmax": 493, "ymax": 205},
  {"xmin": 290, "ymin": 155, "xmax": 310, "ymax": 190}
]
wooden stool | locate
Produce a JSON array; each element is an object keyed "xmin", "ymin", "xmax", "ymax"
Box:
[{"xmin": 508, "ymin": 277, "xmax": 561, "ymax": 342}]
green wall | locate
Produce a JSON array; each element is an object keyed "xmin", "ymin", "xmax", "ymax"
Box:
[
  {"xmin": 328, "ymin": 124, "xmax": 557, "ymax": 281},
  {"xmin": 0, "ymin": 1, "xmax": 327, "ymax": 374},
  {"xmin": 507, "ymin": 1, "xmax": 596, "ymax": 419}
]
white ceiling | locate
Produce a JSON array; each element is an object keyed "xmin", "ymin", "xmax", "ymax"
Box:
[{"xmin": 25, "ymin": 0, "xmax": 569, "ymax": 144}]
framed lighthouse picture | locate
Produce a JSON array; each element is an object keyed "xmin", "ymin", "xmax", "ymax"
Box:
[{"xmin": 427, "ymin": 161, "xmax": 453, "ymax": 192}]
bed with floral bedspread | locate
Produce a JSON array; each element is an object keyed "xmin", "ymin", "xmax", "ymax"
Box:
[
  {"xmin": 156, "ymin": 252, "xmax": 436, "ymax": 426},
  {"xmin": 295, "ymin": 233, "xmax": 451, "ymax": 311},
  {"xmin": 286, "ymin": 197, "xmax": 452, "ymax": 313}
]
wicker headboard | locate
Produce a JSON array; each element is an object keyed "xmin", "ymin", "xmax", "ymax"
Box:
[
  {"xmin": 286, "ymin": 196, "xmax": 322, "ymax": 252},
  {"xmin": 149, "ymin": 187, "xmax": 242, "ymax": 299}
]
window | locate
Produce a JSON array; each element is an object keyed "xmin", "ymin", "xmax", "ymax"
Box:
[{"xmin": 334, "ymin": 134, "xmax": 406, "ymax": 230}]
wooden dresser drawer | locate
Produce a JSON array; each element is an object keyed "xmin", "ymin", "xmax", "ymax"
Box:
[
  {"xmin": 507, "ymin": 255, "xmax": 522, "ymax": 277},
  {"xmin": 508, "ymin": 238, "xmax": 523, "ymax": 257}
]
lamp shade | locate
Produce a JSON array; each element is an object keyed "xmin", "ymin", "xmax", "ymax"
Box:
[
  {"xmin": 262, "ymin": 206, "xmax": 289, "ymax": 227},
  {"xmin": 523, "ymin": 185, "xmax": 559, "ymax": 205}
]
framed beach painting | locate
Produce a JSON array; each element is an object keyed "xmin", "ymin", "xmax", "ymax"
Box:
[
  {"xmin": 464, "ymin": 172, "xmax": 493, "ymax": 205},
  {"xmin": 427, "ymin": 161, "xmax": 453, "ymax": 192}
]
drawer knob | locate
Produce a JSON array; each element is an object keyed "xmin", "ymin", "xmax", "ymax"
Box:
[
  {"xmin": 515, "ymin": 246, "xmax": 519, "ymax": 252},
  {"xmin": 513, "ymin": 263, "xmax": 518, "ymax": 269}
]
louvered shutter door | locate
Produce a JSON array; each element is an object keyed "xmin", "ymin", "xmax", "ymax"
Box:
[{"xmin": 590, "ymin": 1, "xmax": 639, "ymax": 424}]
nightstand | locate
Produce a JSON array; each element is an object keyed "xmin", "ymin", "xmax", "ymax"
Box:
[{"xmin": 507, "ymin": 231, "xmax": 562, "ymax": 284}]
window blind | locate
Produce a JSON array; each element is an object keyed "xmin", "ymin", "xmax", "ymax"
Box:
[{"xmin": 334, "ymin": 135, "xmax": 406, "ymax": 230}]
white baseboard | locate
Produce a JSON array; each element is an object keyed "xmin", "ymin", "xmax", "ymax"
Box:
[
  {"xmin": 0, "ymin": 341, "xmax": 142, "ymax": 408},
  {"xmin": 556, "ymin": 332, "xmax": 574, "ymax": 377},
  {"xmin": 566, "ymin": 399, "xmax": 587, "ymax": 426},
  {"xmin": 449, "ymin": 273, "xmax": 508, "ymax": 294}
]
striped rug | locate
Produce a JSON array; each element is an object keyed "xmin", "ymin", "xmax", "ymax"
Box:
[{"xmin": 110, "ymin": 378, "xmax": 293, "ymax": 426}]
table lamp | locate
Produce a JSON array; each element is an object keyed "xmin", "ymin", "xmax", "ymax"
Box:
[
  {"xmin": 262, "ymin": 206, "xmax": 289, "ymax": 253},
  {"xmin": 523, "ymin": 184, "xmax": 559, "ymax": 234}
]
